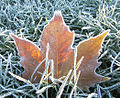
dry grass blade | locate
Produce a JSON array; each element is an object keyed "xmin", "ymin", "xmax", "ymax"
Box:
[
  {"xmin": 56, "ymin": 69, "xmax": 72, "ymax": 98},
  {"xmin": 70, "ymin": 71, "xmax": 81, "ymax": 98},
  {"xmin": 36, "ymin": 85, "xmax": 52, "ymax": 94},
  {"xmin": 8, "ymin": 71, "xmax": 37, "ymax": 90},
  {"xmin": 9, "ymin": 71, "xmax": 31, "ymax": 84}
]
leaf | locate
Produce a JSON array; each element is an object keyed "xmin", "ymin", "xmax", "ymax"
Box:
[
  {"xmin": 76, "ymin": 30, "xmax": 110, "ymax": 90},
  {"xmin": 11, "ymin": 11, "xmax": 110, "ymax": 90}
]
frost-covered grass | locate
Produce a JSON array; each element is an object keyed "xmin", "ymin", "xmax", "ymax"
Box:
[{"xmin": 0, "ymin": 0, "xmax": 120, "ymax": 97}]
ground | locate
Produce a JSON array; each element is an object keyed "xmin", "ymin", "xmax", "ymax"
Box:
[{"xmin": 0, "ymin": 0, "xmax": 120, "ymax": 97}]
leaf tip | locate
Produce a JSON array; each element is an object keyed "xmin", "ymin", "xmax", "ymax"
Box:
[
  {"xmin": 102, "ymin": 29, "xmax": 110, "ymax": 36},
  {"xmin": 99, "ymin": 29, "xmax": 110, "ymax": 40},
  {"xmin": 101, "ymin": 77, "xmax": 111, "ymax": 82},
  {"xmin": 10, "ymin": 33, "xmax": 15, "ymax": 37},
  {"xmin": 53, "ymin": 10, "xmax": 63, "ymax": 22},
  {"xmin": 10, "ymin": 33, "xmax": 18, "ymax": 40}
]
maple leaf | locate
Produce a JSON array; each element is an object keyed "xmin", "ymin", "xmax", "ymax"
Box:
[{"xmin": 11, "ymin": 11, "xmax": 110, "ymax": 90}]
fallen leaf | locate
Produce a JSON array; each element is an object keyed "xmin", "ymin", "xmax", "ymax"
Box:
[{"xmin": 11, "ymin": 11, "xmax": 110, "ymax": 90}]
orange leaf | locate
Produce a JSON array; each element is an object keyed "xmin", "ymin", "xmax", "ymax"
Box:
[{"xmin": 11, "ymin": 11, "xmax": 110, "ymax": 90}]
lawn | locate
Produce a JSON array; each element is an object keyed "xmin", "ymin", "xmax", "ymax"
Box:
[{"xmin": 0, "ymin": 0, "xmax": 120, "ymax": 97}]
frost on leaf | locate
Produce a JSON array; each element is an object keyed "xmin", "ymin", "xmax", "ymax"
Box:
[{"xmin": 11, "ymin": 11, "xmax": 110, "ymax": 90}]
